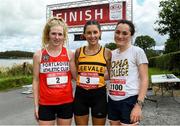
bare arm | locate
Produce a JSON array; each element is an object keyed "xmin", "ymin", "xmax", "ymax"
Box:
[
  {"xmin": 130, "ymin": 63, "xmax": 149, "ymax": 123},
  {"xmin": 68, "ymin": 50, "xmax": 77, "ymax": 80},
  {"xmin": 75, "ymin": 48, "xmax": 80, "ymax": 68},
  {"xmin": 32, "ymin": 51, "xmax": 40, "ymax": 120},
  {"xmin": 104, "ymin": 48, "xmax": 111, "ymax": 80},
  {"xmin": 74, "ymin": 48, "xmax": 80, "ymax": 77},
  {"xmin": 137, "ymin": 63, "xmax": 149, "ymax": 101}
]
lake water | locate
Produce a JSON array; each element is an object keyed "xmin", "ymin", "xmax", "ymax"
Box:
[{"xmin": 0, "ymin": 59, "xmax": 33, "ymax": 68}]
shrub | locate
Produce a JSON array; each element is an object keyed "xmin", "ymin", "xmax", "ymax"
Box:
[
  {"xmin": 0, "ymin": 76, "xmax": 32, "ymax": 91},
  {"xmin": 149, "ymin": 51, "xmax": 180, "ymax": 75},
  {"xmin": 0, "ymin": 63, "xmax": 33, "ymax": 77}
]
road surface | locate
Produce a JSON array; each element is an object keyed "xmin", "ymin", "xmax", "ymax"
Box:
[{"xmin": 0, "ymin": 87, "xmax": 180, "ymax": 125}]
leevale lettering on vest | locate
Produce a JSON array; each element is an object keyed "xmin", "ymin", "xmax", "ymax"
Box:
[{"xmin": 79, "ymin": 65, "xmax": 104, "ymax": 73}]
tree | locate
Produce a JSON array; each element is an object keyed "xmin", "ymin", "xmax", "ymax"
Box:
[
  {"xmin": 146, "ymin": 49, "xmax": 160, "ymax": 59},
  {"xmin": 105, "ymin": 42, "xmax": 117, "ymax": 50},
  {"xmin": 134, "ymin": 35, "xmax": 156, "ymax": 52},
  {"xmin": 155, "ymin": 0, "xmax": 180, "ymax": 53},
  {"xmin": 164, "ymin": 39, "xmax": 179, "ymax": 53}
]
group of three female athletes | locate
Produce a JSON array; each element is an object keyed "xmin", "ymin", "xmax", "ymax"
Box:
[{"xmin": 32, "ymin": 17, "xmax": 148, "ymax": 126}]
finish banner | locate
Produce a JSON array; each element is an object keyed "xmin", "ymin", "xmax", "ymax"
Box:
[{"xmin": 52, "ymin": 2, "xmax": 126, "ymax": 27}]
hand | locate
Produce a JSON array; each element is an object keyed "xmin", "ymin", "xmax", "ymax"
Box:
[
  {"xmin": 34, "ymin": 106, "xmax": 39, "ymax": 122},
  {"xmin": 130, "ymin": 104, "xmax": 142, "ymax": 123}
]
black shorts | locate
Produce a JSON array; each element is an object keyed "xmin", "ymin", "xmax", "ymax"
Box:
[
  {"xmin": 73, "ymin": 86, "xmax": 107, "ymax": 118},
  {"xmin": 108, "ymin": 95, "xmax": 138, "ymax": 124},
  {"xmin": 38, "ymin": 102, "xmax": 73, "ymax": 121}
]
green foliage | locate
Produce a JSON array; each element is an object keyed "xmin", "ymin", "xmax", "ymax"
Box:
[
  {"xmin": 0, "ymin": 63, "xmax": 33, "ymax": 91},
  {"xmin": 0, "ymin": 76, "xmax": 32, "ymax": 91},
  {"xmin": 149, "ymin": 51, "xmax": 180, "ymax": 76},
  {"xmin": 134, "ymin": 35, "xmax": 156, "ymax": 52},
  {"xmin": 0, "ymin": 50, "xmax": 33, "ymax": 59},
  {"xmin": 0, "ymin": 63, "xmax": 33, "ymax": 78},
  {"xmin": 164, "ymin": 39, "xmax": 180, "ymax": 53},
  {"xmin": 148, "ymin": 67, "xmax": 171, "ymax": 76},
  {"xmin": 105, "ymin": 42, "xmax": 117, "ymax": 50},
  {"xmin": 155, "ymin": 0, "xmax": 180, "ymax": 53},
  {"xmin": 146, "ymin": 49, "xmax": 160, "ymax": 59},
  {"xmin": 155, "ymin": 0, "xmax": 180, "ymax": 39}
]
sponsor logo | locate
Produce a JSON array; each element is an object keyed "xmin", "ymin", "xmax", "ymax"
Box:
[{"xmin": 42, "ymin": 54, "xmax": 50, "ymax": 62}]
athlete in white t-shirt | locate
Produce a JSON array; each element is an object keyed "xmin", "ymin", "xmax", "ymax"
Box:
[{"xmin": 108, "ymin": 20, "xmax": 149, "ymax": 126}]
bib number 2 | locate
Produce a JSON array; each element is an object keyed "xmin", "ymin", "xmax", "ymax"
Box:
[
  {"xmin": 56, "ymin": 77, "xmax": 60, "ymax": 83},
  {"xmin": 47, "ymin": 76, "xmax": 68, "ymax": 86}
]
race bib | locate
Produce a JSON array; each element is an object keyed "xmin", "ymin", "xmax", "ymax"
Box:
[
  {"xmin": 46, "ymin": 73, "xmax": 68, "ymax": 88},
  {"xmin": 109, "ymin": 79, "xmax": 126, "ymax": 96},
  {"xmin": 79, "ymin": 72, "xmax": 99, "ymax": 89}
]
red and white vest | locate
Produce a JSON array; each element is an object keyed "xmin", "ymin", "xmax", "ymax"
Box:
[{"xmin": 39, "ymin": 47, "xmax": 73, "ymax": 105}]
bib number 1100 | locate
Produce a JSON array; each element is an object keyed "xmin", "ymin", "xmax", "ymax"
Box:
[{"xmin": 111, "ymin": 84, "xmax": 123, "ymax": 91}]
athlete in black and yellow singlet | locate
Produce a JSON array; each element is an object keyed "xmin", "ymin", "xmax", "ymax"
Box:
[
  {"xmin": 77, "ymin": 46, "xmax": 106, "ymax": 89},
  {"xmin": 73, "ymin": 20, "xmax": 111, "ymax": 126}
]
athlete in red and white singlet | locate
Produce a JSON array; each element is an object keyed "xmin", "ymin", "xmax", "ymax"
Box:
[
  {"xmin": 32, "ymin": 17, "xmax": 76, "ymax": 126},
  {"xmin": 39, "ymin": 47, "xmax": 73, "ymax": 105}
]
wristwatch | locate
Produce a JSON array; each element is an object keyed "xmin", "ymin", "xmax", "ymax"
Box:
[{"xmin": 136, "ymin": 100, "xmax": 144, "ymax": 107}]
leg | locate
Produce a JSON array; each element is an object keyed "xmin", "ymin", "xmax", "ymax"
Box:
[
  {"xmin": 108, "ymin": 96, "xmax": 139, "ymax": 126},
  {"xmin": 39, "ymin": 120, "xmax": 55, "ymax": 126},
  {"xmin": 73, "ymin": 87, "xmax": 90, "ymax": 125},
  {"xmin": 109, "ymin": 120, "xmax": 138, "ymax": 126},
  {"xmin": 109, "ymin": 120, "xmax": 121, "ymax": 126},
  {"xmin": 120, "ymin": 96, "xmax": 139, "ymax": 126},
  {"xmin": 38, "ymin": 105, "xmax": 56, "ymax": 126},
  {"xmin": 91, "ymin": 86, "xmax": 107, "ymax": 125},
  {"xmin": 56, "ymin": 103, "xmax": 73, "ymax": 125},
  {"xmin": 120, "ymin": 122, "xmax": 139, "ymax": 126},
  {"xmin": 92, "ymin": 117, "xmax": 106, "ymax": 125},
  {"xmin": 74, "ymin": 115, "xmax": 89, "ymax": 125},
  {"xmin": 57, "ymin": 118, "xmax": 72, "ymax": 125},
  {"xmin": 108, "ymin": 97, "xmax": 121, "ymax": 126}
]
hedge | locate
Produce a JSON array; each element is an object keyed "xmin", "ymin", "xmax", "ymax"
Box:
[{"xmin": 149, "ymin": 51, "xmax": 180, "ymax": 76}]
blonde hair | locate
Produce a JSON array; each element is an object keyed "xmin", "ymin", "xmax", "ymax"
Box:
[{"xmin": 42, "ymin": 17, "xmax": 68, "ymax": 48}]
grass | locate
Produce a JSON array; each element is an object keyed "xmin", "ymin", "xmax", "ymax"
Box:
[
  {"xmin": 148, "ymin": 67, "xmax": 173, "ymax": 88},
  {"xmin": 148, "ymin": 67, "xmax": 172, "ymax": 78},
  {"xmin": 0, "ymin": 76, "xmax": 32, "ymax": 91},
  {"xmin": 0, "ymin": 63, "xmax": 33, "ymax": 91},
  {"xmin": 0, "ymin": 63, "xmax": 32, "ymax": 78}
]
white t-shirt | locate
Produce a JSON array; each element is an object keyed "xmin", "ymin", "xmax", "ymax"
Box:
[{"xmin": 108, "ymin": 45, "xmax": 148, "ymax": 101}]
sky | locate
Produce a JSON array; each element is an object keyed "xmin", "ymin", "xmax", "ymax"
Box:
[{"xmin": 0, "ymin": 0, "xmax": 168, "ymax": 52}]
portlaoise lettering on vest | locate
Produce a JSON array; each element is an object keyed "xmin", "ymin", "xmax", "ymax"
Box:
[
  {"xmin": 42, "ymin": 62, "xmax": 69, "ymax": 67},
  {"xmin": 40, "ymin": 62, "xmax": 69, "ymax": 73}
]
